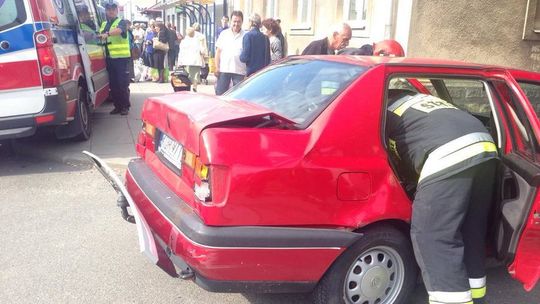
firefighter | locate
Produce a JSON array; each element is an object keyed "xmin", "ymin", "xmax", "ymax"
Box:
[
  {"xmin": 373, "ymin": 39, "xmax": 405, "ymax": 57},
  {"xmin": 98, "ymin": 0, "xmax": 131, "ymax": 115},
  {"xmin": 386, "ymin": 90, "xmax": 498, "ymax": 304}
]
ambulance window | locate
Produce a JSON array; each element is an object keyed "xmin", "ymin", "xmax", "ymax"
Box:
[
  {"xmin": 75, "ymin": 1, "xmax": 99, "ymax": 33},
  {"xmin": 0, "ymin": 0, "xmax": 26, "ymax": 32}
]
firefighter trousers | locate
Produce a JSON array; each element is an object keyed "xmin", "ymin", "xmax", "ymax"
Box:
[{"xmin": 411, "ymin": 160, "xmax": 496, "ymax": 303}]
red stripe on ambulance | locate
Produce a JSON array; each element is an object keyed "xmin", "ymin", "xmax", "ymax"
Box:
[{"xmin": 0, "ymin": 61, "xmax": 41, "ymax": 90}]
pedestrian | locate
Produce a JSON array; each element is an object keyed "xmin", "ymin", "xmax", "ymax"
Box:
[
  {"xmin": 192, "ymin": 23, "xmax": 208, "ymax": 62},
  {"xmin": 216, "ymin": 15, "xmax": 229, "ymax": 38},
  {"xmin": 152, "ymin": 21, "xmax": 169, "ymax": 83},
  {"xmin": 337, "ymin": 44, "xmax": 373, "ymax": 55},
  {"xmin": 262, "ymin": 18, "xmax": 283, "ymax": 63},
  {"xmin": 301, "ymin": 23, "xmax": 352, "ymax": 55},
  {"xmin": 171, "ymin": 25, "xmax": 181, "ymax": 69},
  {"xmin": 125, "ymin": 20, "xmax": 136, "ymax": 82},
  {"xmin": 373, "ymin": 39, "xmax": 405, "ymax": 57},
  {"xmin": 275, "ymin": 18, "xmax": 287, "ymax": 57},
  {"xmin": 178, "ymin": 27, "xmax": 204, "ymax": 92},
  {"xmin": 132, "ymin": 23, "xmax": 145, "ymax": 53},
  {"xmin": 141, "ymin": 22, "xmax": 155, "ymax": 81},
  {"xmin": 98, "ymin": 0, "xmax": 131, "ymax": 115},
  {"xmin": 214, "ymin": 10, "xmax": 246, "ymax": 95},
  {"xmin": 166, "ymin": 23, "xmax": 177, "ymax": 71},
  {"xmin": 239, "ymin": 13, "xmax": 270, "ymax": 77},
  {"xmin": 386, "ymin": 90, "xmax": 498, "ymax": 304}
]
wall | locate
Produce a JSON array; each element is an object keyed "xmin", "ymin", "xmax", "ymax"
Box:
[
  {"xmin": 236, "ymin": 0, "xmax": 412, "ymax": 56},
  {"xmin": 408, "ymin": 0, "xmax": 540, "ymax": 72}
]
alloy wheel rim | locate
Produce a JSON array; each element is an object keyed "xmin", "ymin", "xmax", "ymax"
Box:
[
  {"xmin": 80, "ymin": 98, "xmax": 88, "ymax": 128},
  {"xmin": 343, "ymin": 246, "xmax": 405, "ymax": 304}
]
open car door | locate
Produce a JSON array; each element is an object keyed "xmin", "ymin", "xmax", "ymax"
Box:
[
  {"xmin": 391, "ymin": 68, "xmax": 540, "ymax": 292},
  {"xmin": 494, "ymin": 70, "xmax": 540, "ymax": 291}
]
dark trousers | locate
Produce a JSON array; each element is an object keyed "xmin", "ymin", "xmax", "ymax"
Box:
[
  {"xmin": 215, "ymin": 72, "xmax": 244, "ymax": 95},
  {"xmin": 106, "ymin": 57, "xmax": 131, "ymax": 110},
  {"xmin": 168, "ymin": 47, "xmax": 177, "ymax": 71},
  {"xmin": 411, "ymin": 160, "xmax": 496, "ymax": 294}
]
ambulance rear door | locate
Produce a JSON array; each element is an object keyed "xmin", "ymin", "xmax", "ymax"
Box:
[
  {"xmin": 0, "ymin": 0, "xmax": 44, "ymax": 124},
  {"xmin": 66, "ymin": 0, "xmax": 108, "ymax": 109}
]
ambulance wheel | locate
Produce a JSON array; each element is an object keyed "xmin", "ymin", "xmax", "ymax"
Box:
[
  {"xmin": 313, "ymin": 226, "xmax": 417, "ymax": 304},
  {"xmin": 74, "ymin": 86, "xmax": 92, "ymax": 141}
]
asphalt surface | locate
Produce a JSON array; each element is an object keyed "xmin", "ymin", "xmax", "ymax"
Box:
[{"xmin": 1, "ymin": 81, "xmax": 539, "ymax": 303}]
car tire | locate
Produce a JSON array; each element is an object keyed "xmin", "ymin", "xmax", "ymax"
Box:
[
  {"xmin": 313, "ymin": 226, "xmax": 418, "ymax": 304},
  {"xmin": 73, "ymin": 86, "xmax": 92, "ymax": 141}
]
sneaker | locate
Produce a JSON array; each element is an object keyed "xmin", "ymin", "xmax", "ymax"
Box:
[
  {"xmin": 110, "ymin": 108, "xmax": 121, "ymax": 115},
  {"xmin": 120, "ymin": 108, "xmax": 129, "ymax": 116}
]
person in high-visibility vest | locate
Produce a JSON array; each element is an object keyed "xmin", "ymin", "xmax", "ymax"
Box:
[
  {"xmin": 386, "ymin": 90, "xmax": 498, "ymax": 304},
  {"xmin": 98, "ymin": 0, "xmax": 131, "ymax": 116}
]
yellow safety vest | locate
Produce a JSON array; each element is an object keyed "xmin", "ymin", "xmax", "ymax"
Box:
[{"xmin": 100, "ymin": 18, "xmax": 130, "ymax": 58}]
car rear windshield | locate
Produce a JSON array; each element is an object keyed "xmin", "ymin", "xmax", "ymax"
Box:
[
  {"xmin": 0, "ymin": 0, "xmax": 26, "ymax": 32},
  {"xmin": 225, "ymin": 59, "xmax": 366, "ymax": 126}
]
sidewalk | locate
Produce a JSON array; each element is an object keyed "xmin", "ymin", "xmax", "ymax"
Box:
[{"xmin": 14, "ymin": 76, "xmax": 217, "ymax": 169}]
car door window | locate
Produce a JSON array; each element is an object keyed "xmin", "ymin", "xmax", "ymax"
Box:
[
  {"xmin": 517, "ymin": 81, "xmax": 540, "ymax": 119},
  {"xmin": 493, "ymin": 80, "xmax": 540, "ymax": 161}
]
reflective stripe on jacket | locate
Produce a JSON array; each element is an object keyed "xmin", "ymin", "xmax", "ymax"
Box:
[
  {"xmin": 100, "ymin": 18, "xmax": 130, "ymax": 58},
  {"xmin": 418, "ymin": 132, "xmax": 497, "ymax": 183},
  {"xmin": 387, "ymin": 93, "xmax": 498, "ymax": 185}
]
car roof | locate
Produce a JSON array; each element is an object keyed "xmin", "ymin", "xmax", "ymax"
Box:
[{"xmin": 294, "ymin": 55, "xmax": 538, "ymax": 75}]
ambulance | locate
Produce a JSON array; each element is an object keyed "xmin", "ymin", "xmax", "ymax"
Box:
[{"xmin": 0, "ymin": 0, "xmax": 110, "ymax": 140}]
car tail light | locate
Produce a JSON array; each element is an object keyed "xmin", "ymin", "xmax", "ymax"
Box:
[
  {"xmin": 136, "ymin": 121, "xmax": 156, "ymax": 157},
  {"xmin": 34, "ymin": 30, "xmax": 59, "ymax": 88},
  {"xmin": 193, "ymin": 159, "xmax": 211, "ymax": 202},
  {"xmin": 181, "ymin": 148, "xmax": 212, "ymax": 203}
]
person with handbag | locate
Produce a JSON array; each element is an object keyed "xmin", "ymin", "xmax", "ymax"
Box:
[
  {"xmin": 98, "ymin": 0, "xmax": 131, "ymax": 115},
  {"xmin": 152, "ymin": 21, "xmax": 169, "ymax": 83}
]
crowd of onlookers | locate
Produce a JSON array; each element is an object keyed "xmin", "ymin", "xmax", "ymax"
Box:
[
  {"xmin": 128, "ymin": 19, "xmax": 185, "ymax": 84},
  {"xmin": 124, "ymin": 10, "xmax": 404, "ymax": 95}
]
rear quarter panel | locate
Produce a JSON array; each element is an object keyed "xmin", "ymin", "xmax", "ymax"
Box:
[{"xmin": 198, "ymin": 65, "xmax": 412, "ymax": 228}]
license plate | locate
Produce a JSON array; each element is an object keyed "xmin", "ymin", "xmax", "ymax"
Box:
[{"xmin": 158, "ymin": 133, "xmax": 183, "ymax": 170}]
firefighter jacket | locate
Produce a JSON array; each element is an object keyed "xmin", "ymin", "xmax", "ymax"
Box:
[{"xmin": 386, "ymin": 91, "xmax": 498, "ymax": 186}]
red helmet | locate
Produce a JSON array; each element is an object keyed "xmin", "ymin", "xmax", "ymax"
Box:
[{"xmin": 373, "ymin": 40, "xmax": 405, "ymax": 57}]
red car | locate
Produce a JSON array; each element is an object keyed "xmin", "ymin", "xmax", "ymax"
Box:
[{"xmin": 87, "ymin": 56, "xmax": 540, "ymax": 304}]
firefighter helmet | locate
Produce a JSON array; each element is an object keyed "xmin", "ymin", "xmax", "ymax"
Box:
[{"xmin": 373, "ymin": 40, "xmax": 405, "ymax": 57}]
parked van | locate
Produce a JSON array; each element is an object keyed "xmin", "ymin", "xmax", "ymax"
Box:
[{"xmin": 0, "ymin": 0, "xmax": 109, "ymax": 140}]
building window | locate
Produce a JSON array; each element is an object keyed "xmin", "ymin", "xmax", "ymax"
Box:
[
  {"xmin": 524, "ymin": 0, "xmax": 540, "ymax": 40},
  {"xmin": 245, "ymin": 0, "xmax": 253, "ymax": 17},
  {"xmin": 265, "ymin": 0, "xmax": 278, "ymax": 18},
  {"xmin": 290, "ymin": 0, "xmax": 314, "ymax": 34},
  {"xmin": 297, "ymin": 0, "xmax": 311, "ymax": 25},
  {"xmin": 231, "ymin": 0, "xmax": 240, "ymax": 13},
  {"xmin": 343, "ymin": 0, "xmax": 371, "ymax": 37}
]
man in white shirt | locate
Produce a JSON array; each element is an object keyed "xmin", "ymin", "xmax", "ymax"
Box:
[
  {"xmin": 215, "ymin": 11, "xmax": 246, "ymax": 95},
  {"xmin": 132, "ymin": 23, "xmax": 145, "ymax": 52}
]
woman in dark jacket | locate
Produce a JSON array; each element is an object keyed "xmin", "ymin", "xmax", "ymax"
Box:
[{"xmin": 153, "ymin": 23, "xmax": 168, "ymax": 83}]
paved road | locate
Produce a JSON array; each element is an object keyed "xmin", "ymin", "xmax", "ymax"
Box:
[{"xmin": 1, "ymin": 82, "xmax": 539, "ymax": 303}]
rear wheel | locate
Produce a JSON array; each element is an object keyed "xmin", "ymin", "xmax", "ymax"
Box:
[
  {"xmin": 313, "ymin": 226, "xmax": 417, "ymax": 304},
  {"xmin": 73, "ymin": 86, "xmax": 92, "ymax": 141}
]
